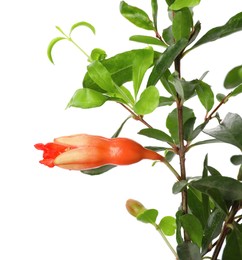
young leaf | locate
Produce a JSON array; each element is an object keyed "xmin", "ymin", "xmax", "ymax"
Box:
[
  {"xmin": 172, "ymin": 180, "xmax": 189, "ymax": 194},
  {"xmin": 69, "ymin": 21, "xmax": 95, "ymax": 36},
  {"xmin": 177, "ymin": 242, "xmax": 202, "ymax": 260},
  {"xmin": 170, "ymin": 0, "xmax": 201, "ymax": 10},
  {"xmin": 67, "ymin": 88, "xmax": 108, "ymax": 109},
  {"xmin": 132, "ymin": 48, "xmax": 154, "ymax": 98},
  {"xmin": 112, "ymin": 116, "xmax": 131, "ymax": 138},
  {"xmin": 147, "ymin": 38, "xmax": 188, "ymax": 86},
  {"xmin": 158, "ymin": 216, "xmax": 176, "ymax": 236},
  {"xmin": 172, "ymin": 8, "xmax": 193, "ymax": 41},
  {"xmin": 138, "ymin": 128, "xmax": 174, "ymax": 144},
  {"xmin": 151, "ymin": 0, "xmax": 158, "ymax": 31},
  {"xmin": 120, "ymin": 1, "xmax": 154, "ymax": 30},
  {"xmin": 190, "ymin": 12, "xmax": 242, "ymax": 50},
  {"xmin": 137, "ymin": 209, "xmax": 158, "ymax": 224},
  {"xmin": 89, "ymin": 48, "xmax": 107, "ymax": 62},
  {"xmin": 47, "ymin": 37, "xmax": 66, "ymax": 64},
  {"xmin": 133, "ymin": 86, "xmax": 159, "ymax": 115},
  {"xmin": 224, "ymin": 65, "xmax": 242, "ymax": 89},
  {"xmin": 204, "ymin": 113, "xmax": 242, "ymax": 150},
  {"xmin": 129, "ymin": 35, "xmax": 167, "ymax": 47},
  {"xmin": 180, "ymin": 214, "xmax": 203, "ymax": 247},
  {"xmin": 195, "ymin": 81, "xmax": 214, "ymax": 112},
  {"xmin": 230, "ymin": 154, "xmax": 242, "ymax": 165}
]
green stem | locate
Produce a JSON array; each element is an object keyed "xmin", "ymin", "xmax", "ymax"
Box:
[
  {"xmin": 163, "ymin": 159, "xmax": 181, "ymax": 181},
  {"xmin": 68, "ymin": 38, "xmax": 90, "ymax": 59},
  {"xmin": 155, "ymin": 224, "xmax": 178, "ymax": 258}
]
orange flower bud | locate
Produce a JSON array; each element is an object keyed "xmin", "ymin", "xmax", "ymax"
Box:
[
  {"xmin": 126, "ymin": 199, "xmax": 146, "ymax": 217},
  {"xmin": 35, "ymin": 134, "xmax": 164, "ymax": 171}
]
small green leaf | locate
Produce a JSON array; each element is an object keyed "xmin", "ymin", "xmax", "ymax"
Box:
[
  {"xmin": 172, "ymin": 180, "xmax": 189, "ymax": 194},
  {"xmin": 162, "ymin": 26, "xmax": 175, "ymax": 45},
  {"xmin": 206, "ymin": 165, "xmax": 222, "ymax": 176},
  {"xmin": 230, "ymin": 155, "xmax": 242, "ymax": 165},
  {"xmin": 224, "ymin": 65, "xmax": 242, "ymax": 89},
  {"xmin": 216, "ymin": 93, "xmax": 226, "ymax": 102},
  {"xmin": 204, "ymin": 113, "xmax": 242, "ymax": 150},
  {"xmin": 151, "ymin": 0, "xmax": 158, "ymax": 31},
  {"xmin": 180, "ymin": 214, "xmax": 203, "ymax": 247},
  {"xmin": 159, "ymin": 216, "xmax": 176, "ymax": 236},
  {"xmin": 165, "ymin": 150, "xmax": 175, "ymax": 162},
  {"xmin": 195, "ymin": 81, "xmax": 214, "ymax": 112},
  {"xmin": 190, "ymin": 176, "xmax": 242, "ymax": 201},
  {"xmin": 120, "ymin": 1, "xmax": 154, "ymax": 30},
  {"xmin": 132, "ymin": 48, "xmax": 154, "ymax": 98},
  {"xmin": 138, "ymin": 128, "xmax": 174, "ymax": 144},
  {"xmin": 177, "ymin": 242, "xmax": 202, "ymax": 260},
  {"xmin": 133, "ymin": 86, "xmax": 159, "ymax": 115},
  {"xmin": 238, "ymin": 165, "xmax": 242, "ymax": 181},
  {"xmin": 147, "ymin": 38, "xmax": 188, "ymax": 86},
  {"xmin": 81, "ymin": 165, "xmax": 117, "ymax": 175},
  {"xmin": 129, "ymin": 35, "xmax": 167, "ymax": 47},
  {"xmin": 112, "ymin": 116, "xmax": 131, "ymax": 138},
  {"xmin": 159, "ymin": 96, "xmax": 174, "ymax": 106},
  {"xmin": 172, "ymin": 8, "xmax": 193, "ymax": 41},
  {"xmin": 47, "ymin": 37, "xmax": 66, "ymax": 64},
  {"xmin": 230, "ymin": 84, "xmax": 242, "ymax": 97},
  {"xmin": 67, "ymin": 88, "xmax": 108, "ymax": 109},
  {"xmin": 170, "ymin": 0, "xmax": 201, "ymax": 10},
  {"xmin": 137, "ymin": 209, "xmax": 158, "ymax": 224},
  {"xmin": 190, "ymin": 12, "xmax": 242, "ymax": 50},
  {"xmin": 87, "ymin": 61, "xmax": 116, "ymax": 92},
  {"xmin": 69, "ymin": 21, "xmax": 95, "ymax": 36},
  {"xmin": 89, "ymin": 48, "xmax": 107, "ymax": 62}
]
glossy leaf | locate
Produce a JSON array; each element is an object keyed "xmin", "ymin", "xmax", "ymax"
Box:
[
  {"xmin": 190, "ymin": 12, "xmax": 242, "ymax": 50},
  {"xmin": 222, "ymin": 224, "xmax": 242, "ymax": 260},
  {"xmin": 158, "ymin": 216, "xmax": 176, "ymax": 236},
  {"xmin": 81, "ymin": 165, "xmax": 117, "ymax": 175},
  {"xmin": 137, "ymin": 209, "xmax": 158, "ymax": 224},
  {"xmin": 112, "ymin": 116, "xmax": 131, "ymax": 138},
  {"xmin": 170, "ymin": 0, "xmax": 200, "ymax": 10},
  {"xmin": 231, "ymin": 155, "xmax": 242, "ymax": 165},
  {"xmin": 172, "ymin": 8, "xmax": 193, "ymax": 41},
  {"xmin": 133, "ymin": 48, "xmax": 154, "ymax": 97},
  {"xmin": 138, "ymin": 128, "xmax": 174, "ymax": 144},
  {"xmin": 87, "ymin": 61, "xmax": 116, "ymax": 92},
  {"xmin": 69, "ymin": 21, "xmax": 95, "ymax": 36},
  {"xmin": 180, "ymin": 214, "xmax": 203, "ymax": 247},
  {"xmin": 224, "ymin": 65, "xmax": 242, "ymax": 89},
  {"xmin": 67, "ymin": 88, "xmax": 108, "ymax": 109},
  {"xmin": 177, "ymin": 242, "xmax": 202, "ymax": 260},
  {"xmin": 166, "ymin": 106, "xmax": 195, "ymax": 144},
  {"xmin": 172, "ymin": 180, "xmax": 189, "ymax": 194},
  {"xmin": 120, "ymin": 1, "xmax": 154, "ymax": 30},
  {"xmin": 151, "ymin": 0, "xmax": 158, "ymax": 31},
  {"xmin": 190, "ymin": 176, "xmax": 242, "ymax": 201},
  {"xmin": 89, "ymin": 48, "xmax": 107, "ymax": 62},
  {"xmin": 47, "ymin": 37, "xmax": 66, "ymax": 64},
  {"xmin": 147, "ymin": 38, "xmax": 188, "ymax": 86},
  {"xmin": 201, "ymin": 208, "xmax": 225, "ymax": 255},
  {"xmin": 129, "ymin": 35, "xmax": 167, "ymax": 47},
  {"xmin": 204, "ymin": 113, "xmax": 242, "ymax": 150},
  {"xmin": 133, "ymin": 86, "xmax": 159, "ymax": 115},
  {"xmin": 195, "ymin": 81, "xmax": 214, "ymax": 112}
]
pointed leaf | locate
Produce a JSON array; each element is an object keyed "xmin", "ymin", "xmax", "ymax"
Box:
[
  {"xmin": 176, "ymin": 210, "xmax": 184, "ymax": 245},
  {"xmin": 147, "ymin": 38, "xmax": 188, "ymax": 86},
  {"xmin": 170, "ymin": 0, "xmax": 201, "ymax": 10},
  {"xmin": 47, "ymin": 37, "xmax": 66, "ymax": 64},
  {"xmin": 138, "ymin": 128, "xmax": 174, "ymax": 144},
  {"xmin": 190, "ymin": 12, "xmax": 242, "ymax": 50},
  {"xmin": 69, "ymin": 21, "xmax": 95, "ymax": 36},
  {"xmin": 120, "ymin": 1, "xmax": 154, "ymax": 30},
  {"xmin": 204, "ymin": 113, "xmax": 242, "ymax": 150},
  {"xmin": 133, "ymin": 86, "xmax": 159, "ymax": 115},
  {"xmin": 112, "ymin": 116, "xmax": 131, "ymax": 138},
  {"xmin": 177, "ymin": 242, "xmax": 202, "ymax": 260},
  {"xmin": 159, "ymin": 96, "xmax": 174, "ymax": 106},
  {"xmin": 151, "ymin": 0, "xmax": 158, "ymax": 31},
  {"xmin": 230, "ymin": 84, "xmax": 242, "ymax": 97},
  {"xmin": 137, "ymin": 209, "xmax": 158, "ymax": 224},
  {"xmin": 195, "ymin": 81, "xmax": 214, "ymax": 112},
  {"xmin": 158, "ymin": 216, "xmax": 176, "ymax": 236},
  {"xmin": 172, "ymin": 180, "xmax": 189, "ymax": 194},
  {"xmin": 129, "ymin": 35, "xmax": 167, "ymax": 47},
  {"xmin": 81, "ymin": 165, "xmax": 117, "ymax": 175},
  {"xmin": 224, "ymin": 65, "xmax": 242, "ymax": 89}
]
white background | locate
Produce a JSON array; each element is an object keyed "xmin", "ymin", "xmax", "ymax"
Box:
[{"xmin": 1, "ymin": 0, "xmax": 242, "ymax": 259}]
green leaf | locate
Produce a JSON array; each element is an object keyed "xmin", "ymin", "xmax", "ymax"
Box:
[
  {"xmin": 120, "ymin": 1, "xmax": 154, "ymax": 30},
  {"xmin": 222, "ymin": 224, "xmax": 242, "ymax": 260},
  {"xmin": 133, "ymin": 48, "xmax": 154, "ymax": 98},
  {"xmin": 230, "ymin": 84, "xmax": 242, "ymax": 97},
  {"xmin": 172, "ymin": 8, "xmax": 193, "ymax": 41},
  {"xmin": 166, "ymin": 106, "xmax": 195, "ymax": 144},
  {"xmin": 129, "ymin": 35, "xmax": 167, "ymax": 47},
  {"xmin": 204, "ymin": 113, "xmax": 242, "ymax": 150},
  {"xmin": 67, "ymin": 88, "xmax": 108, "ymax": 109},
  {"xmin": 137, "ymin": 209, "xmax": 158, "ymax": 224},
  {"xmin": 151, "ymin": 0, "xmax": 158, "ymax": 31},
  {"xmin": 112, "ymin": 116, "xmax": 131, "ymax": 138},
  {"xmin": 89, "ymin": 48, "xmax": 107, "ymax": 62},
  {"xmin": 165, "ymin": 150, "xmax": 175, "ymax": 162},
  {"xmin": 180, "ymin": 214, "xmax": 203, "ymax": 247},
  {"xmin": 216, "ymin": 93, "xmax": 226, "ymax": 102},
  {"xmin": 224, "ymin": 65, "xmax": 242, "ymax": 89},
  {"xmin": 138, "ymin": 128, "xmax": 174, "ymax": 144},
  {"xmin": 133, "ymin": 86, "xmax": 159, "ymax": 115},
  {"xmin": 172, "ymin": 180, "xmax": 189, "ymax": 194},
  {"xmin": 69, "ymin": 21, "xmax": 95, "ymax": 36},
  {"xmin": 81, "ymin": 165, "xmax": 117, "ymax": 175},
  {"xmin": 190, "ymin": 12, "xmax": 242, "ymax": 50},
  {"xmin": 87, "ymin": 61, "xmax": 116, "ymax": 92},
  {"xmin": 188, "ymin": 139, "xmax": 220, "ymax": 150},
  {"xmin": 201, "ymin": 208, "xmax": 226, "ymax": 255},
  {"xmin": 158, "ymin": 216, "xmax": 176, "ymax": 236},
  {"xmin": 195, "ymin": 81, "xmax": 214, "ymax": 112},
  {"xmin": 162, "ymin": 26, "xmax": 175, "ymax": 45},
  {"xmin": 177, "ymin": 242, "xmax": 202, "ymax": 260},
  {"xmin": 47, "ymin": 37, "xmax": 66, "ymax": 64},
  {"xmin": 238, "ymin": 165, "xmax": 242, "ymax": 181},
  {"xmin": 231, "ymin": 155, "xmax": 242, "ymax": 165},
  {"xmin": 189, "ymin": 121, "xmax": 208, "ymax": 141},
  {"xmin": 206, "ymin": 165, "xmax": 222, "ymax": 176},
  {"xmin": 190, "ymin": 176, "xmax": 242, "ymax": 201},
  {"xmin": 159, "ymin": 96, "xmax": 174, "ymax": 106},
  {"xmin": 147, "ymin": 38, "xmax": 188, "ymax": 86},
  {"xmin": 170, "ymin": 0, "xmax": 201, "ymax": 10},
  {"xmin": 176, "ymin": 210, "xmax": 184, "ymax": 245}
]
